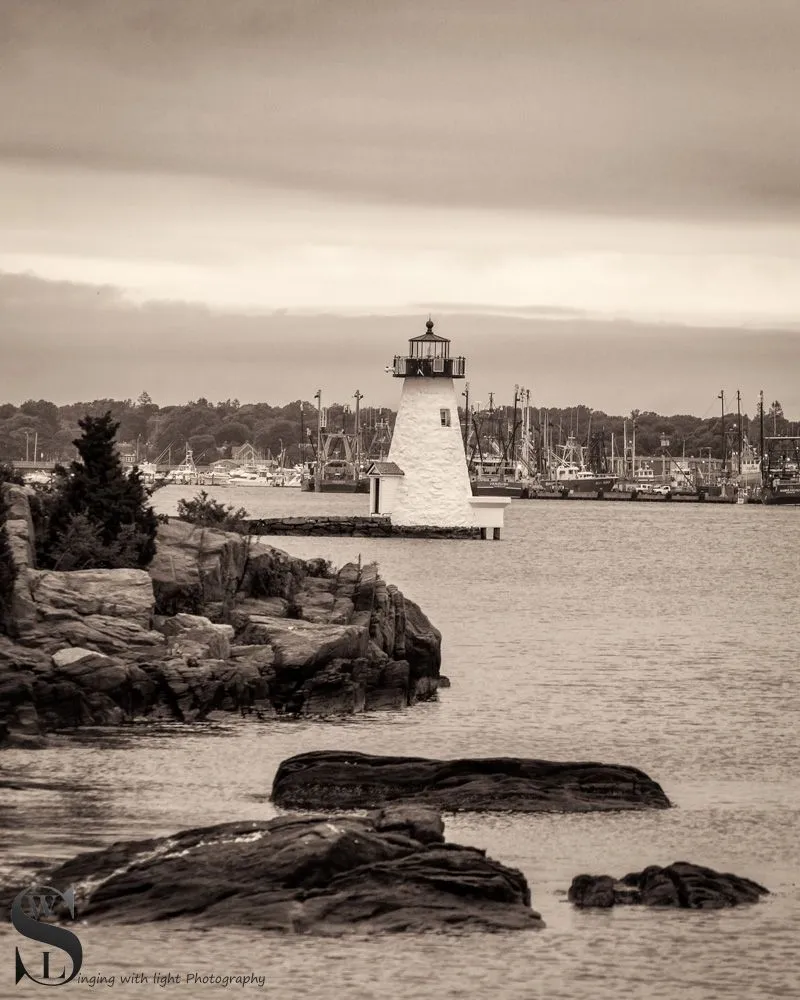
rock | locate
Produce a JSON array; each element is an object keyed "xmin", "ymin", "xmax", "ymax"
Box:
[
  {"xmin": 20, "ymin": 614, "xmax": 165, "ymax": 656},
  {"xmin": 271, "ymin": 751, "xmax": 672, "ymax": 813},
  {"xmin": 52, "ymin": 647, "xmax": 100, "ymax": 668},
  {"xmin": 236, "ymin": 616, "xmax": 369, "ymax": 670},
  {"xmin": 12, "ymin": 566, "xmax": 160, "ymax": 655},
  {"xmin": 1, "ymin": 513, "xmax": 443, "ymax": 735},
  {"xmin": 27, "ymin": 568, "xmax": 154, "ymax": 625},
  {"xmin": 2, "ymin": 484, "xmax": 38, "ymax": 628},
  {"xmin": 238, "ymin": 543, "xmax": 313, "ymax": 602},
  {"xmin": 568, "ymin": 874, "xmax": 621, "ymax": 908},
  {"xmin": 149, "ymin": 521, "xmax": 248, "ymax": 614},
  {"xmin": 21, "ymin": 809, "xmax": 543, "ymax": 934},
  {"xmin": 569, "ymin": 862, "xmax": 769, "ymax": 909}
]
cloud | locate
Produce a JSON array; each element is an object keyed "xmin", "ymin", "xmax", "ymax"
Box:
[
  {"xmin": 2, "ymin": 0, "xmax": 800, "ymax": 218},
  {"xmin": 2, "ymin": 272, "xmax": 798, "ymax": 419}
]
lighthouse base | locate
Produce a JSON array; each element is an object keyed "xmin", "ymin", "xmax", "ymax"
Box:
[{"xmin": 468, "ymin": 496, "xmax": 512, "ymax": 535}]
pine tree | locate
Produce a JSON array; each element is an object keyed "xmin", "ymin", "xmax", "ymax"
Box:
[{"xmin": 41, "ymin": 412, "xmax": 158, "ymax": 570}]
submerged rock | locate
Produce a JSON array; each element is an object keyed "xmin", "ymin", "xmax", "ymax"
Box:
[
  {"xmin": 271, "ymin": 751, "xmax": 672, "ymax": 812},
  {"xmin": 569, "ymin": 862, "xmax": 769, "ymax": 909},
  {"xmin": 15, "ymin": 808, "xmax": 544, "ymax": 934}
]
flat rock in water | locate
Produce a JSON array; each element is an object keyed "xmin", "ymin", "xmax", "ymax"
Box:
[
  {"xmin": 11, "ymin": 809, "xmax": 544, "ymax": 934},
  {"xmin": 270, "ymin": 750, "xmax": 672, "ymax": 812},
  {"xmin": 568, "ymin": 862, "xmax": 769, "ymax": 909}
]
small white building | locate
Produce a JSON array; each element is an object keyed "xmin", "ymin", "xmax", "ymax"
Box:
[{"xmin": 368, "ymin": 319, "xmax": 510, "ymax": 537}]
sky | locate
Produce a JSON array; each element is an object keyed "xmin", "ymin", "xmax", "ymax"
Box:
[{"xmin": 1, "ymin": 0, "xmax": 799, "ymax": 415}]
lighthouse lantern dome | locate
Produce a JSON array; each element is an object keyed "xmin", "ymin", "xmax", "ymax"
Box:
[{"xmin": 389, "ymin": 318, "xmax": 466, "ymax": 378}]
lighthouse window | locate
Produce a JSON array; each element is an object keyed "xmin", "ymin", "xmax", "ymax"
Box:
[{"xmin": 440, "ymin": 409, "xmax": 451, "ymax": 427}]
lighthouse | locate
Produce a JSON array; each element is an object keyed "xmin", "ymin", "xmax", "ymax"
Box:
[{"xmin": 368, "ymin": 319, "xmax": 510, "ymax": 536}]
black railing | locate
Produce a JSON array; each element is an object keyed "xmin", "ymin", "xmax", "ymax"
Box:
[{"xmin": 391, "ymin": 355, "xmax": 466, "ymax": 378}]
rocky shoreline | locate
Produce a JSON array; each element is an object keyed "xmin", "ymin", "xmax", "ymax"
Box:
[
  {"xmin": 1, "ymin": 483, "xmax": 770, "ymax": 937},
  {"xmin": 0, "ymin": 485, "xmax": 442, "ymax": 744}
]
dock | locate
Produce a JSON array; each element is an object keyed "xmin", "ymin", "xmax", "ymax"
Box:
[{"xmin": 525, "ymin": 490, "xmax": 737, "ymax": 504}]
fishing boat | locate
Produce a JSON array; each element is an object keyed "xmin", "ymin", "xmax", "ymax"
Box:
[
  {"xmin": 164, "ymin": 447, "xmax": 199, "ymax": 485},
  {"xmin": 547, "ymin": 434, "xmax": 616, "ymax": 494},
  {"xmin": 760, "ymin": 435, "xmax": 800, "ymax": 505}
]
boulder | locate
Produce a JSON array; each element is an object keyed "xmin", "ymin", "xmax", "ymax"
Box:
[
  {"xmin": 568, "ymin": 862, "xmax": 769, "ymax": 909},
  {"xmin": 22, "ymin": 808, "xmax": 543, "ymax": 934},
  {"xmin": 26, "ymin": 568, "xmax": 154, "ymax": 625},
  {"xmin": 148, "ymin": 521, "xmax": 248, "ymax": 614},
  {"xmin": 2, "ymin": 484, "xmax": 38, "ymax": 628},
  {"xmin": 271, "ymin": 751, "xmax": 672, "ymax": 813},
  {"xmin": 235, "ymin": 616, "xmax": 369, "ymax": 671},
  {"xmin": 13, "ymin": 567, "xmax": 160, "ymax": 655}
]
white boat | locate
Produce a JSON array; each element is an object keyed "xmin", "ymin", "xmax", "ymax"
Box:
[
  {"xmin": 228, "ymin": 466, "xmax": 275, "ymax": 487},
  {"xmin": 273, "ymin": 466, "xmax": 303, "ymax": 488},
  {"xmin": 164, "ymin": 447, "xmax": 199, "ymax": 485}
]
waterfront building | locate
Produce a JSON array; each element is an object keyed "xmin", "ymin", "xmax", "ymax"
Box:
[{"xmin": 368, "ymin": 319, "xmax": 510, "ymax": 537}]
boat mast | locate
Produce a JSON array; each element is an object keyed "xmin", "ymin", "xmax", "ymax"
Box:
[
  {"xmin": 759, "ymin": 389, "xmax": 765, "ymax": 485},
  {"xmin": 736, "ymin": 389, "xmax": 742, "ymax": 475},
  {"xmin": 718, "ymin": 389, "xmax": 726, "ymax": 478},
  {"xmin": 314, "ymin": 388, "xmax": 322, "ymax": 492},
  {"xmin": 353, "ymin": 389, "xmax": 363, "ymax": 480}
]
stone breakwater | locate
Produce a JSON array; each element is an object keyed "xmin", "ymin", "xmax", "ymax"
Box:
[
  {"xmin": 0, "ymin": 486, "xmax": 442, "ymax": 744},
  {"xmin": 245, "ymin": 516, "xmax": 482, "ymax": 538},
  {"xmin": 271, "ymin": 750, "xmax": 673, "ymax": 813},
  {"xmin": 0, "ymin": 805, "xmax": 545, "ymax": 934}
]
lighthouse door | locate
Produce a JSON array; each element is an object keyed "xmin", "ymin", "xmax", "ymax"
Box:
[{"xmin": 372, "ymin": 477, "xmax": 381, "ymax": 514}]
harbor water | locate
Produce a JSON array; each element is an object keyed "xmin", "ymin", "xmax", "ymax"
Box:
[{"xmin": 2, "ymin": 488, "xmax": 799, "ymax": 998}]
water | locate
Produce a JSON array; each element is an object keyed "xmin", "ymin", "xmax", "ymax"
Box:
[{"xmin": 2, "ymin": 488, "xmax": 799, "ymax": 998}]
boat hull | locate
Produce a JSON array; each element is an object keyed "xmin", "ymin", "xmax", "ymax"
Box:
[
  {"xmin": 302, "ymin": 479, "xmax": 370, "ymax": 493},
  {"xmin": 761, "ymin": 486, "xmax": 800, "ymax": 505},
  {"xmin": 549, "ymin": 476, "xmax": 617, "ymax": 494},
  {"xmin": 471, "ymin": 481, "xmax": 528, "ymax": 498}
]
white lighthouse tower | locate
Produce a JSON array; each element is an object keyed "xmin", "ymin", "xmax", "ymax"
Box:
[{"xmin": 368, "ymin": 319, "xmax": 510, "ymax": 537}]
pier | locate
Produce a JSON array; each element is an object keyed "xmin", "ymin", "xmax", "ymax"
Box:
[{"xmin": 525, "ymin": 490, "xmax": 738, "ymax": 504}]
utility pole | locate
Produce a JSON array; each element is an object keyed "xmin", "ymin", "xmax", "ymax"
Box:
[
  {"xmin": 461, "ymin": 381, "xmax": 470, "ymax": 452},
  {"xmin": 314, "ymin": 388, "xmax": 322, "ymax": 492},
  {"xmin": 759, "ymin": 389, "xmax": 765, "ymax": 484},
  {"xmin": 736, "ymin": 389, "xmax": 742, "ymax": 474},
  {"xmin": 718, "ymin": 389, "xmax": 726, "ymax": 477},
  {"xmin": 353, "ymin": 390, "xmax": 363, "ymax": 480}
]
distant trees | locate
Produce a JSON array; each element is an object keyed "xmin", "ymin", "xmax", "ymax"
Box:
[
  {"xmin": 0, "ymin": 394, "xmax": 795, "ymax": 469},
  {"xmin": 38, "ymin": 413, "xmax": 158, "ymax": 571}
]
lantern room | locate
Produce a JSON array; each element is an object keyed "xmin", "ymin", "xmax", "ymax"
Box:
[{"xmin": 389, "ymin": 318, "xmax": 466, "ymax": 378}]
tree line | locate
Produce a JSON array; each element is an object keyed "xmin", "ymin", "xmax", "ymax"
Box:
[{"xmin": 0, "ymin": 392, "xmax": 794, "ymax": 466}]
